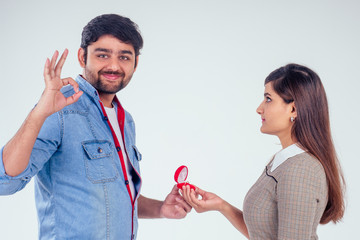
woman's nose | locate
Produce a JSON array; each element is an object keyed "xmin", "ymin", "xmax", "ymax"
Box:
[{"xmin": 256, "ymin": 102, "xmax": 263, "ymax": 115}]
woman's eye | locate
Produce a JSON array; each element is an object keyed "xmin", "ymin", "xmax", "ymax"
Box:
[{"xmin": 266, "ymin": 97, "xmax": 272, "ymax": 102}]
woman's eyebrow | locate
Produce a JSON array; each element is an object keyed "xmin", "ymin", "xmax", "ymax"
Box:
[{"xmin": 264, "ymin": 92, "xmax": 271, "ymax": 97}]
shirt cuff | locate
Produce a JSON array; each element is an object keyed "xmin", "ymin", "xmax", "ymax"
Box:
[{"xmin": 0, "ymin": 147, "xmax": 7, "ymax": 177}]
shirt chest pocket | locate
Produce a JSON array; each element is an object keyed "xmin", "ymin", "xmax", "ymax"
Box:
[
  {"xmin": 127, "ymin": 145, "xmax": 142, "ymax": 172},
  {"xmin": 82, "ymin": 140, "xmax": 119, "ymax": 183}
]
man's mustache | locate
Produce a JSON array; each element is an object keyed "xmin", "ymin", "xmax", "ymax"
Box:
[{"xmin": 99, "ymin": 70, "xmax": 125, "ymax": 76}]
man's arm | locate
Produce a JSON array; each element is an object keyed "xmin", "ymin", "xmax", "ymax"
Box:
[
  {"xmin": 2, "ymin": 49, "xmax": 82, "ymax": 177},
  {"xmin": 138, "ymin": 185, "xmax": 192, "ymax": 219},
  {"xmin": 3, "ymin": 107, "xmax": 49, "ymax": 177}
]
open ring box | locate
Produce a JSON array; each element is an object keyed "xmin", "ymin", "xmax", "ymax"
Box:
[{"xmin": 174, "ymin": 165, "xmax": 196, "ymax": 190}]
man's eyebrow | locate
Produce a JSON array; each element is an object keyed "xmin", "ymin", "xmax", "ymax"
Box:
[
  {"xmin": 94, "ymin": 48, "xmax": 112, "ymax": 53},
  {"xmin": 93, "ymin": 48, "xmax": 134, "ymax": 55},
  {"xmin": 119, "ymin": 50, "xmax": 134, "ymax": 55}
]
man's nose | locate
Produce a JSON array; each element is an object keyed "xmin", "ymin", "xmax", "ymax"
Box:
[{"xmin": 107, "ymin": 58, "xmax": 121, "ymax": 72}]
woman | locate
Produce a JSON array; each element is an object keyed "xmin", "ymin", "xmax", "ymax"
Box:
[{"xmin": 182, "ymin": 64, "xmax": 345, "ymax": 239}]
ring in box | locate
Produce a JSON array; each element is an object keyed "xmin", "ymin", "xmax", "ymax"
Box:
[{"xmin": 174, "ymin": 165, "xmax": 195, "ymax": 190}]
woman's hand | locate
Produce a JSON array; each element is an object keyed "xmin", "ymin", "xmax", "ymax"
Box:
[
  {"xmin": 182, "ymin": 185, "xmax": 249, "ymax": 238},
  {"xmin": 181, "ymin": 185, "xmax": 225, "ymax": 213}
]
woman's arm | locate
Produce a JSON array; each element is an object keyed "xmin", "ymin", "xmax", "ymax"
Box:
[
  {"xmin": 220, "ymin": 199, "xmax": 249, "ymax": 238},
  {"xmin": 182, "ymin": 186, "xmax": 249, "ymax": 239}
]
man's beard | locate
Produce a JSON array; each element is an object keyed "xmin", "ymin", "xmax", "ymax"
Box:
[{"xmin": 84, "ymin": 67, "xmax": 132, "ymax": 94}]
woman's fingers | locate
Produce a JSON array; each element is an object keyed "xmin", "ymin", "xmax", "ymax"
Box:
[
  {"xmin": 181, "ymin": 186, "xmax": 191, "ymax": 203},
  {"xmin": 194, "ymin": 186, "xmax": 206, "ymax": 196},
  {"xmin": 190, "ymin": 189, "xmax": 199, "ymax": 202},
  {"xmin": 183, "ymin": 186, "xmax": 201, "ymax": 210},
  {"xmin": 175, "ymin": 197, "xmax": 192, "ymax": 213}
]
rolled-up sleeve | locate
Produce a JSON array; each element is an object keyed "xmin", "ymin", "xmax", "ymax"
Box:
[{"xmin": 0, "ymin": 112, "xmax": 62, "ymax": 195}]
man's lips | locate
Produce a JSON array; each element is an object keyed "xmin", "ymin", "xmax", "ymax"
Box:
[
  {"xmin": 100, "ymin": 71, "xmax": 124, "ymax": 81},
  {"xmin": 102, "ymin": 73, "xmax": 121, "ymax": 80}
]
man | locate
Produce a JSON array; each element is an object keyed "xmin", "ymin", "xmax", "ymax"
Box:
[{"xmin": 0, "ymin": 14, "xmax": 191, "ymax": 239}]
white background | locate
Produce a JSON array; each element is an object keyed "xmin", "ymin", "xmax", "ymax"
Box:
[{"xmin": 0, "ymin": 0, "xmax": 359, "ymax": 239}]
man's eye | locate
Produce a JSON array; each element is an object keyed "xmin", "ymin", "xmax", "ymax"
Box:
[
  {"xmin": 120, "ymin": 56, "xmax": 129, "ymax": 60},
  {"xmin": 266, "ymin": 97, "xmax": 272, "ymax": 102},
  {"xmin": 98, "ymin": 54, "xmax": 108, "ymax": 58}
]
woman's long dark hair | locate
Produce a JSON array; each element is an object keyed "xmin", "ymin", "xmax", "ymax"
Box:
[{"xmin": 265, "ymin": 63, "xmax": 345, "ymax": 224}]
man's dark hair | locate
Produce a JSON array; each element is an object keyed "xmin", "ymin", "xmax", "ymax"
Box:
[{"xmin": 81, "ymin": 14, "xmax": 143, "ymax": 64}]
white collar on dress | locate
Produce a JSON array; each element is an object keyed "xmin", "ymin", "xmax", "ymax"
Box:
[{"xmin": 270, "ymin": 143, "xmax": 305, "ymax": 172}]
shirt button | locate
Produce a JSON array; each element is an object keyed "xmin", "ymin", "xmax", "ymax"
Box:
[
  {"xmin": 125, "ymin": 180, "xmax": 129, "ymax": 185},
  {"xmin": 97, "ymin": 147, "xmax": 103, "ymax": 153},
  {"xmin": 116, "ymin": 147, "xmax": 121, "ymax": 152}
]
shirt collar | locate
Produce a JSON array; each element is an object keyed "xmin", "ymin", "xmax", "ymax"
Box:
[
  {"xmin": 270, "ymin": 143, "xmax": 305, "ymax": 171},
  {"xmin": 76, "ymin": 75, "xmax": 100, "ymax": 101}
]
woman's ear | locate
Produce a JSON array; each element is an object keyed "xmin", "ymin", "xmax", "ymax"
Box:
[
  {"xmin": 291, "ymin": 102, "xmax": 297, "ymax": 118},
  {"xmin": 78, "ymin": 48, "xmax": 86, "ymax": 68}
]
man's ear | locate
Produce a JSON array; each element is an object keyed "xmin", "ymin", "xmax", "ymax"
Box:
[
  {"xmin": 78, "ymin": 48, "xmax": 86, "ymax": 68},
  {"xmin": 134, "ymin": 56, "xmax": 139, "ymax": 71}
]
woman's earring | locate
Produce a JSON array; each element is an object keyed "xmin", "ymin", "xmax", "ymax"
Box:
[{"xmin": 290, "ymin": 117, "xmax": 295, "ymax": 122}]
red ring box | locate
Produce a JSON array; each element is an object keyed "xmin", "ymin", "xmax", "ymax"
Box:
[{"xmin": 174, "ymin": 165, "xmax": 195, "ymax": 190}]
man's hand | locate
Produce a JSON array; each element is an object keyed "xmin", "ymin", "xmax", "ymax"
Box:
[
  {"xmin": 159, "ymin": 185, "xmax": 192, "ymax": 219},
  {"xmin": 36, "ymin": 49, "xmax": 83, "ymax": 118},
  {"xmin": 2, "ymin": 49, "xmax": 83, "ymax": 177}
]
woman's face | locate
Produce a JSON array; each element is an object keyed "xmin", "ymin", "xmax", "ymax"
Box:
[{"xmin": 256, "ymin": 82, "xmax": 296, "ymax": 141}]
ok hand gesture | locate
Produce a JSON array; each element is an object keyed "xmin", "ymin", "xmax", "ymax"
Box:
[{"xmin": 36, "ymin": 49, "xmax": 83, "ymax": 117}]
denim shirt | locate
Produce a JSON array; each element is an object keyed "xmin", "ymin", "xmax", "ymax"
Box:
[{"xmin": 0, "ymin": 75, "xmax": 142, "ymax": 240}]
